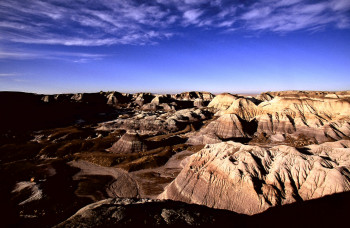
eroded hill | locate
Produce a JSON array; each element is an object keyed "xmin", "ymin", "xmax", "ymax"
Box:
[{"xmin": 1, "ymin": 90, "xmax": 350, "ymax": 227}]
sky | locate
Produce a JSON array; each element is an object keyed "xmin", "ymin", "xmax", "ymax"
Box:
[{"xmin": 0, "ymin": 0, "xmax": 350, "ymax": 94}]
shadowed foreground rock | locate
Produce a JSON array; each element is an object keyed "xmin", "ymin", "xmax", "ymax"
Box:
[
  {"xmin": 54, "ymin": 198, "xmax": 246, "ymax": 228},
  {"xmin": 55, "ymin": 192, "xmax": 350, "ymax": 228}
]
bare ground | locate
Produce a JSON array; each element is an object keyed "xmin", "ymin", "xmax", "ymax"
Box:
[
  {"xmin": 130, "ymin": 150, "xmax": 194, "ymax": 198},
  {"xmin": 68, "ymin": 150, "xmax": 194, "ymax": 200}
]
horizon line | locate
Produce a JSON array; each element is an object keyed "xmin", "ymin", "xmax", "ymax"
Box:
[{"xmin": 1, "ymin": 89, "xmax": 350, "ymax": 96}]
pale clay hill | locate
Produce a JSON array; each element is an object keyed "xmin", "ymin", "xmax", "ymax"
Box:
[
  {"xmin": 159, "ymin": 90, "xmax": 350, "ymax": 215},
  {"xmin": 159, "ymin": 140, "xmax": 350, "ymax": 215},
  {"xmin": 188, "ymin": 90, "xmax": 350, "ymax": 145},
  {"xmin": 2, "ymin": 90, "xmax": 350, "ymax": 227}
]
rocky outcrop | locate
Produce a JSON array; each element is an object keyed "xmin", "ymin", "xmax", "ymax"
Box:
[
  {"xmin": 256, "ymin": 92, "xmax": 274, "ymax": 101},
  {"xmin": 201, "ymin": 114, "xmax": 247, "ymax": 139},
  {"xmin": 257, "ymin": 96, "xmax": 350, "ymax": 119},
  {"xmin": 255, "ymin": 114, "xmax": 350, "ymax": 144},
  {"xmin": 200, "ymin": 91, "xmax": 350, "ymax": 144},
  {"xmin": 186, "ymin": 133, "xmax": 222, "ymax": 145},
  {"xmin": 193, "ymin": 98, "xmax": 204, "ymax": 108},
  {"xmin": 159, "ymin": 141, "xmax": 350, "ymax": 215},
  {"xmin": 207, "ymin": 93, "xmax": 239, "ymax": 110},
  {"xmin": 54, "ymin": 193, "xmax": 350, "ymax": 228},
  {"xmin": 255, "ymin": 97, "xmax": 350, "ymax": 143},
  {"xmin": 187, "ymin": 113, "xmax": 258, "ymax": 144},
  {"xmin": 12, "ymin": 181, "xmax": 43, "ymax": 205},
  {"xmin": 259, "ymin": 90, "xmax": 350, "ymax": 99},
  {"xmin": 1, "ymin": 90, "xmax": 214, "ymax": 134},
  {"xmin": 132, "ymin": 92, "xmax": 214, "ymax": 111},
  {"xmin": 109, "ymin": 132, "xmax": 147, "ymax": 154},
  {"xmin": 106, "ymin": 92, "xmax": 131, "ymax": 106},
  {"xmin": 141, "ymin": 103, "xmax": 158, "ymax": 111},
  {"xmin": 54, "ymin": 198, "xmax": 245, "ymax": 228},
  {"xmin": 40, "ymin": 91, "xmax": 133, "ymax": 107},
  {"xmin": 98, "ymin": 108, "xmax": 212, "ymax": 135},
  {"xmin": 172, "ymin": 91, "xmax": 214, "ymax": 101},
  {"xmin": 225, "ymin": 98, "xmax": 259, "ymax": 121},
  {"xmin": 151, "ymin": 95, "xmax": 172, "ymax": 105},
  {"xmin": 133, "ymin": 93, "xmax": 155, "ymax": 106},
  {"xmin": 141, "ymin": 95, "xmax": 177, "ymax": 111}
]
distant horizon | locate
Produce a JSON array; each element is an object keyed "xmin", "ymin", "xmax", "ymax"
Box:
[
  {"xmin": 2, "ymin": 89, "xmax": 350, "ymax": 96},
  {"xmin": 1, "ymin": 0, "xmax": 349, "ymax": 93}
]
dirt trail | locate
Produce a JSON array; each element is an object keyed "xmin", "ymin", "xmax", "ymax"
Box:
[
  {"xmin": 130, "ymin": 150, "xmax": 194, "ymax": 198},
  {"xmin": 69, "ymin": 149, "xmax": 194, "ymax": 200},
  {"xmin": 68, "ymin": 160, "xmax": 140, "ymax": 198}
]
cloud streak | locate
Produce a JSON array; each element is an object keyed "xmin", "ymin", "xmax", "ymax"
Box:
[
  {"xmin": 0, "ymin": 0, "xmax": 349, "ymax": 48},
  {"xmin": 241, "ymin": 0, "xmax": 350, "ymax": 32},
  {"xmin": 0, "ymin": 48, "xmax": 107, "ymax": 62},
  {"xmin": 0, "ymin": 73, "xmax": 18, "ymax": 77}
]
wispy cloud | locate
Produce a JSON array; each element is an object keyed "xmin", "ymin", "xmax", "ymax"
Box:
[
  {"xmin": 0, "ymin": 73, "xmax": 18, "ymax": 77},
  {"xmin": 240, "ymin": 0, "xmax": 350, "ymax": 32},
  {"xmin": 0, "ymin": 48, "xmax": 107, "ymax": 62},
  {"xmin": 183, "ymin": 9, "xmax": 205, "ymax": 25},
  {"xmin": 0, "ymin": 0, "xmax": 174, "ymax": 47},
  {"xmin": 0, "ymin": 72, "xmax": 27, "ymax": 84},
  {"xmin": 0, "ymin": 51, "xmax": 39, "ymax": 60},
  {"xmin": 0, "ymin": 0, "xmax": 349, "ymax": 49},
  {"xmin": 241, "ymin": 7, "xmax": 272, "ymax": 20}
]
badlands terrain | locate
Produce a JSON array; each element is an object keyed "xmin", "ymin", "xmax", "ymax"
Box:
[{"xmin": 1, "ymin": 90, "xmax": 350, "ymax": 227}]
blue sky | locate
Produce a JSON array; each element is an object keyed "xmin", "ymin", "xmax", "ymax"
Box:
[{"xmin": 0, "ymin": 0, "xmax": 349, "ymax": 94}]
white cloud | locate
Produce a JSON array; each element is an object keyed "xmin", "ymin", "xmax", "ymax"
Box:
[
  {"xmin": 0, "ymin": 73, "xmax": 18, "ymax": 77},
  {"xmin": 217, "ymin": 20, "xmax": 235, "ymax": 27},
  {"xmin": 0, "ymin": 72, "xmax": 26, "ymax": 83},
  {"xmin": 183, "ymin": 9, "xmax": 205, "ymax": 24},
  {"xmin": 330, "ymin": 0, "xmax": 350, "ymax": 11},
  {"xmin": 241, "ymin": 0, "xmax": 350, "ymax": 32},
  {"xmin": 0, "ymin": 0, "xmax": 174, "ymax": 47},
  {"xmin": 0, "ymin": 49, "xmax": 107, "ymax": 62},
  {"xmin": 217, "ymin": 6, "xmax": 236, "ymax": 18},
  {"xmin": 298, "ymin": 3, "xmax": 328, "ymax": 15},
  {"xmin": 0, "ymin": 51, "xmax": 40, "ymax": 59},
  {"xmin": 241, "ymin": 7, "xmax": 272, "ymax": 20},
  {"xmin": 0, "ymin": 0, "xmax": 348, "ymax": 50}
]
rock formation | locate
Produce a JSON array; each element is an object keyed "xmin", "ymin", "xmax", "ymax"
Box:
[
  {"xmin": 207, "ymin": 93, "xmax": 238, "ymax": 110},
  {"xmin": 159, "ymin": 140, "xmax": 350, "ymax": 215},
  {"xmin": 3, "ymin": 90, "xmax": 350, "ymax": 227},
  {"xmin": 150, "ymin": 95, "xmax": 172, "ymax": 105},
  {"xmin": 225, "ymin": 98, "xmax": 259, "ymax": 121},
  {"xmin": 106, "ymin": 91, "xmax": 131, "ymax": 106},
  {"xmin": 195, "ymin": 91, "xmax": 350, "ymax": 145},
  {"xmin": 109, "ymin": 132, "xmax": 147, "ymax": 154},
  {"xmin": 201, "ymin": 114, "xmax": 247, "ymax": 139},
  {"xmin": 186, "ymin": 133, "xmax": 222, "ymax": 145},
  {"xmin": 98, "ymin": 108, "xmax": 212, "ymax": 135},
  {"xmin": 259, "ymin": 90, "xmax": 350, "ymax": 99},
  {"xmin": 54, "ymin": 198, "xmax": 247, "ymax": 227},
  {"xmin": 193, "ymin": 98, "xmax": 204, "ymax": 108},
  {"xmin": 187, "ymin": 112, "xmax": 258, "ymax": 144},
  {"xmin": 256, "ymin": 92, "xmax": 274, "ymax": 101},
  {"xmin": 172, "ymin": 91, "xmax": 214, "ymax": 101},
  {"xmin": 54, "ymin": 193, "xmax": 350, "ymax": 228},
  {"xmin": 134, "ymin": 93, "xmax": 155, "ymax": 106},
  {"xmin": 12, "ymin": 181, "xmax": 43, "ymax": 205}
]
